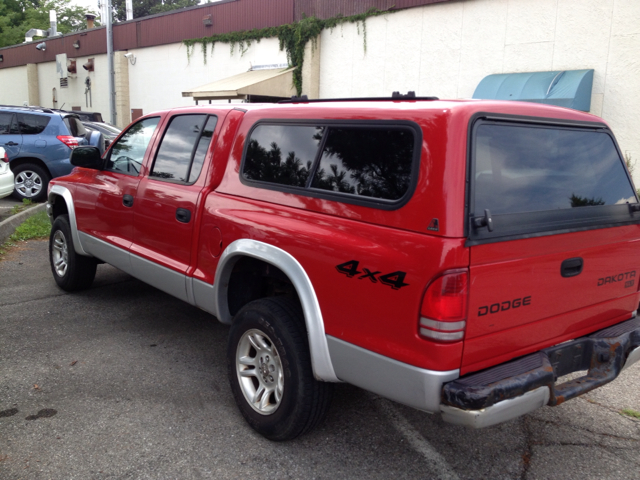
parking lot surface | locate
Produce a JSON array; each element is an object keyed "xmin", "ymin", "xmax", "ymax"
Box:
[{"xmin": 1, "ymin": 239, "xmax": 639, "ymax": 479}]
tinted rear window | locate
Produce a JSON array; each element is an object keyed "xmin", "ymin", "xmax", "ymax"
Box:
[
  {"xmin": 64, "ymin": 116, "xmax": 87, "ymax": 137},
  {"xmin": 473, "ymin": 123, "xmax": 636, "ymax": 215},
  {"xmin": 242, "ymin": 122, "xmax": 418, "ymax": 205},
  {"xmin": 17, "ymin": 113, "xmax": 50, "ymax": 135}
]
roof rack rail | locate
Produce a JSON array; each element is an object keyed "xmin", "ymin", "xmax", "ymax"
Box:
[
  {"xmin": 279, "ymin": 92, "xmax": 439, "ymax": 104},
  {"xmin": 0, "ymin": 104, "xmax": 54, "ymax": 114}
]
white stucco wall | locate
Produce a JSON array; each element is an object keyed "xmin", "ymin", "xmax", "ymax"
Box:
[
  {"xmin": 320, "ymin": 0, "xmax": 640, "ymax": 181},
  {"xmin": 126, "ymin": 37, "xmax": 289, "ymax": 115},
  {"xmin": 0, "ymin": 66, "xmax": 30, "ymax": 105},
  {"xmin": 35, "ymin": 55, "xmax": 110, "ymax": 116}
]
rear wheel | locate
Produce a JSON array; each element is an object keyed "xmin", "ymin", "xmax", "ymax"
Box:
[
  {"xmin": 227, "ymin": 297, "xmax": 333, "ymax": 441},
  {"xmin": 49, "ymin": 214, "xmax": 97, "ymax": 291},
  {"xmin": 13, "ymin": 163, "xmax": 50, "ymax": 202}
]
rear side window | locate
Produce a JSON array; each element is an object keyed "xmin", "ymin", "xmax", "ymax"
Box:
[
  {"xmin": 470, "ymin": 119, "xmax": 639, "ymax": 242},
  {"xmin": 150, "ymin": 114, "xmax": 217, "ymax": 184},
  {"xmin": 242, "ymin": 122, "xmax": 419, "ymax": 207},
  {"xmin": 17, "ymin": 113, "xmax": 50, "ymax": 135}
]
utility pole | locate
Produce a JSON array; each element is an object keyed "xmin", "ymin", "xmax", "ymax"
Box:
[{"xmin": 106, "ymin": 0, "xmax": 117, "ymax": 126}]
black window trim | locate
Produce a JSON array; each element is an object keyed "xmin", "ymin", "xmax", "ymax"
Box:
[
  {"xmin": 465, "ymin": 112, "xmax": 640, "ymax": 246},
  {"xmin": 147, "ymin": 113, "xmax": 217, "ymax": 185},
  {"xmin": 105, "ymin": 115, "xmax": 162, "ymax": 177},
  {"xmin": 239, "ymin": 118, "xmax": 423, "ymax": 211}
]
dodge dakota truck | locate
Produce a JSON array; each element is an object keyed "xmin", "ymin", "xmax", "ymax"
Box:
[{"xmin": 47, "ymin": 96, "xmax": 640, "ymax": 440}]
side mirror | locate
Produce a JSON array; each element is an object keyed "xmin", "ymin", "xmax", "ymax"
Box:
[{"xmin": 71, "ymin": 146, "xmax": 103, "ymax": 170}]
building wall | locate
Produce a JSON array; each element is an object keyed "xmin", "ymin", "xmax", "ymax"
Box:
[
  {"xmin": 126, "ymin": 37, "xmax": 289, "ymax": 115},
  {"xmin": 35, "ymin": 55, "xmax": 110, "ymax": 118},
  {"xmin": 319, "ymin": 0, "xmax": 640, "ymax": 177},
  {"xmin": 0, "ymin": 66, "xmax": 30, "ymax": 105}
]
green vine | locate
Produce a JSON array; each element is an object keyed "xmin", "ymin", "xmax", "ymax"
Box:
[{"xmin": 183, "ymin": 8, "xmax": 389, "ymax": 95}]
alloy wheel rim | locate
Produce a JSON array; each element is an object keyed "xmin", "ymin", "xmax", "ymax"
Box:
[
  {"xmin": 15, "ymin": 171, "xmax": 43, "ymax": 198},
  {"xmin": 52, "ymin": 230, "xmax": 68, "ymax": 277},
  {"xmin": 236, "ymin": 328, "xmax": 284, "ymax": 415}
]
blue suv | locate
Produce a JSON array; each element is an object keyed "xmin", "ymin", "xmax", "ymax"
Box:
[{"xmin": 0, "ymin": 106, "xmax": 103, "ymax": 202}]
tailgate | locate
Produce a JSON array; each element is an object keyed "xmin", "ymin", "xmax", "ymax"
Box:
[{"xmin": 462, "ymin": 115, "xmax": 640, "ymax": 374}]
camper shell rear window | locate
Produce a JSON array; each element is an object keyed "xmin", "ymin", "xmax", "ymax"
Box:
[{"xmin": 468, "ymin": 115, "xmax": 639, "ymax": 244}]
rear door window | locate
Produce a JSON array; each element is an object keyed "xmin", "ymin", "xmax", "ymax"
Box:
[
  {"xmin": 0, "ymin": 112, "xmax": 19, "ymax": 135},
  {"xmin": 470, "ymin": 118, "xmax": 639, "ymax": 242},
  {"xmin": 17, "ymin": 113, "xmax": 50, "ymax": 134},
  {"xmin": 149, "ymin": 114, "xmax": 217, "ymax": 184}
]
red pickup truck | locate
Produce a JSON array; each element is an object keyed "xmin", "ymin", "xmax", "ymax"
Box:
[{"xmin": 46, "ymin": 97, "xmax": 640, "ymax": 440}]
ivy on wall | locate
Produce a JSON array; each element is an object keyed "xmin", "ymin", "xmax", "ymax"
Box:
[{"xmin": 183, "ymin": 8, "xmax": 390, "ymax": 95}]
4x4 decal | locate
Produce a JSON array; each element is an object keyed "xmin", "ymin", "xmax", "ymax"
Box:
[{"xmin": 336, "ymin": 260, "xmax": 409, "ymax": 290}]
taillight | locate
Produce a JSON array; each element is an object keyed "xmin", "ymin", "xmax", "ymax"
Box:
[
  {"xmin": 419, "ymin": 269, "xmax": 468, "ymax": 342},
  {"xmin": 57, "ymin": 135, "xmax": 79, "ymax": 149},
  {"xmin": 1, "ymin": 151, "xmax": 8, "ymax": 162}
]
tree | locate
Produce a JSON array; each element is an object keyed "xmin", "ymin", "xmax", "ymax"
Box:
[
  {"xmin": 0, "ymin": 0, "xmax": 100, "ymax": 48},
  {"xmin": 111, "ymin": 0, "xmax": 200, "ymax": 22}
]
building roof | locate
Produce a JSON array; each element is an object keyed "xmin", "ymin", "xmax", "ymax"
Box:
[{"xmin": 0, "ymin": 0, "xmax": 453, "ymax": 69}]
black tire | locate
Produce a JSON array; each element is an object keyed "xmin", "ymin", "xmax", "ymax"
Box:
[
  {"xmin": 227, "ymin": 297, "xmax": 333, "ymax": 441},
  {"xmin": 12, "ymin": 163, "xmax": 50, "ymax": 202},
  {"xmin": 49, "ymin": 214, "xmax": 98, "ymax": 291}
]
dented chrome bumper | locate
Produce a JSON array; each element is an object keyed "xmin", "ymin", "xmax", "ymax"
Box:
[{"xmin": 440, "ymin": 316, "xmax": 640, "ymax": 428}]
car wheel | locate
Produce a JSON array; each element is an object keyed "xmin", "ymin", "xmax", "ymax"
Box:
[
  {"xmin": 13, "ymin": 163, "xmax": 50, "ymax": 202},
  {"xmin": 227, "ymin": 297, "xmax": 333, "ymax": 441},
  {"xmin": 49, "ymin": 214, "xmax": 97, "ymax": 291}
]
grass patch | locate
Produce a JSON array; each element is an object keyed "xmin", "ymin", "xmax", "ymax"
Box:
[
  {"xmin": 620, "ymin": 408, "xmax": 640, "ymax": 419},
  {"xmin": 0, "ymin": 211, "xmax": 51, "ymax": 258},
  {"xmin": 9, "ymin": 198, "xmax": 35, "ymax": 215}
]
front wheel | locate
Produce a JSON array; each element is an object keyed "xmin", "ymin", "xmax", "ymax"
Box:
[
  {"xmin": 13, "ymin": 163, "xmax": 50, "ymax": 202},
  {"xmin": 227, "ymin": 297, "xmax": 333, "ymax": 441},
  {"xmin": 49, "ymin": 214, "xmax": 97, "ymax": 291}
]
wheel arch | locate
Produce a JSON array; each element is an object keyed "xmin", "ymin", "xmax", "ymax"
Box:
[
  {"xmin": 47, "ymin": 185, "xmax": 90, "ymax": 256},
  {"xmin": 214, "ymin": 239, "xmax": 339, "ymax": 382},
  {"xmin": 10, "ymin": 156, "xmax": 52, "ymax": 176}
]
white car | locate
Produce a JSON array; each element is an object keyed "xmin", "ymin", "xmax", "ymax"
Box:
[{"xmin": 0, "ymin": 146, "xmax": 14, "ymax": 199}]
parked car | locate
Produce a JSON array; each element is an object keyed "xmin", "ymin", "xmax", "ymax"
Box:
[
  {"xmin": 57, "ymin": 109, "xmax": 104, "ymax": 123},
  {"xmin": 0, "ymin": 146, "xmax": 14, "ymax": 200},
  {"xmin": 0, "ymin": 106, "xmax": 103, "ymax": 202},
  {"xmin": 82, "ymin": 121, "xmax": 121, "ymax": 148},
  {"xmin": 47, "ymin": 96, "xmax": 640, "ymax": 440}
]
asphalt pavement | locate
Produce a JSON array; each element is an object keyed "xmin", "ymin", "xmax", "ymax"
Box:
[{"xmin": 0, "ymin": 239, "xmax": 639, "ymax": 479}]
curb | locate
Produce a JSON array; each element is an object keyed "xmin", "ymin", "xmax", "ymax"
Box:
[{"xmin": 0, "ymin": 203, "xmax": 47, "ymax": 244}]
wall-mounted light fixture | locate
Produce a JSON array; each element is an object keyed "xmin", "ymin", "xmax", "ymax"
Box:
[
  {"xmin": 83, "ymin": 58, "xmax": 94, "ymax": 71},
  {"xmin": 36, "ymin": 42, "xmax": 46, "ymax": 51},
  {"xmin": 73, "ymin": 40, "xmax": 80, "ymax": 49},
  {"xmin": 124, "ymin": 52, "xmax": 136, "ymax": 65},
  {"xmin": 0, "ymin": 55, "xmax": 3, "ymax": 62}
]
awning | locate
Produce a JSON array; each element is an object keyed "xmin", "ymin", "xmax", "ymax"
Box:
[
  {"xmin": 182, "ymin": 67, "xmax": 296, "ymax": 101},
  {"xmin": 472, "ymin": 69, "xmax": 594, "ymax": 112}
]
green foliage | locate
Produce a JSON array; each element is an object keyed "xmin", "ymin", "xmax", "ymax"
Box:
[
  {"xmin": 9, "ymin": 210, "xmax": 50, "ymax": 241},
  {"xmin": 620, "ymin": 408, "xmax": 640, "ymax": 419},
  {"xmin": 9, "ymin": 198, "xmax": 34, "ymax": 215},
  {"xmin": 0, "ymin": 211, "xmax": 50, "ymax": 258},
  {"xmin": 183, "ymin": 8, "xmax": 388, "ymax": 95},
  {"xmin": 0, "ymin": 0, "xmax": 100, "ymax": 48},
  {"xmin": 112, "ymin": 0, "xmax": 200, "ymax": 22}
]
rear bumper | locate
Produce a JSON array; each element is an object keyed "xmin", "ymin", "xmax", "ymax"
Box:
[{"xmin": 440, "ymin": 316, "xmax": 640, "ymax": 428}]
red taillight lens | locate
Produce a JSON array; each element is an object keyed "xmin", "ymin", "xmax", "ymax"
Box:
[
  {"xmin": 1, "ymin": 151, "xmax": 8, "ymax": 163},
  {"xmin": 56, "ymin": 135, "xmax": 79, "ymax": 149},
  {"xmin": 419, "ymin": 269, "xmax": 468, "ymax": 342}
]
